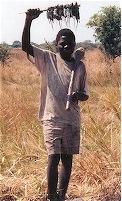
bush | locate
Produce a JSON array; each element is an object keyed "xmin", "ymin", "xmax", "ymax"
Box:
[{"xmin": 0, "ymin": 44, "xmax": 11, "ymax": 67}]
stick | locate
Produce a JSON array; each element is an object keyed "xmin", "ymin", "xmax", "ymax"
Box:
[
  {"xmin": 65, "ymin": 47, "xmax": 85, "ymax": 110},
  {"xmin": 65, "ymin": 69, "xmax": 75, "ymax": 110}
]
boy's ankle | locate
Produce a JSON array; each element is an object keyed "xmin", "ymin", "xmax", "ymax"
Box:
[
  {"xmin": 47, "ymin": 198, "xmax": 58, "ymax": 201},
  {"xmin": 58, "ymin": 196, "xmax": 65, "ymax": 201},
  {"xmin": 47, "ymin": 194, "xmax": 59, "ymax": 201}
]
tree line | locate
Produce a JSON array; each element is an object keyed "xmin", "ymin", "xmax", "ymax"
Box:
[{"xmin": 0, "ymin": 40, "xmax": 99, "ymax": 50}]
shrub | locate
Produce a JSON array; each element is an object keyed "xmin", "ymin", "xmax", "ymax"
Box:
[{"xmin": 0, "ymin": 44, "xmax": 11, "ymax": 67}]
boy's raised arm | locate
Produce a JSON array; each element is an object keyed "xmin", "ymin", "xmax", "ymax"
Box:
[{"xmin": 22, "ymin": 9, "xmax": 42, "ymax": 57}]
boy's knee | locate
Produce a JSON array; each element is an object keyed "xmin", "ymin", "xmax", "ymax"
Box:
[
  {"xmin": 48, "ymin": 154, "xmax": 60, "ymax": 167},
  {"xmin": 61, "ymin": 154, "xmax": 73, "ymax": 165}
]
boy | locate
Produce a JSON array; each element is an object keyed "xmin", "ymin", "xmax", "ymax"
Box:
[{"xmin": 22, "ymin": 9, "xmax": 89, "ymax": 201}]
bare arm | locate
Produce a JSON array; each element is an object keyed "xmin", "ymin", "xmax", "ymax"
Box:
[
  {"xmin": 71, "ymin": 63, "xmax": 89, "ymax": 102},
  {"xmin": 22, "ymin": 9, "xmax": 43, "ymax": 57}
]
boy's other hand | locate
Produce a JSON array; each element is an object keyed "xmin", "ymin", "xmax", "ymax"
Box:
[{"xmin": 71, "ymin": 92, "xmax": 78, "ymax": 102}]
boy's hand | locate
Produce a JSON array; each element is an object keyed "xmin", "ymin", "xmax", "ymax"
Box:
[
  {"xmin": 26, "ymin": 9, "xmax": 43, "ymax": 21},
  {"xmin": 71, "ymin": 92, "xmax": 78, "ymax": 102}
]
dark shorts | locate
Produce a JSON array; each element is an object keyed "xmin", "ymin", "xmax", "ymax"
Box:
[{"xmin": 42, "ymin": 121, "xmax": 80, "ymax": 155}]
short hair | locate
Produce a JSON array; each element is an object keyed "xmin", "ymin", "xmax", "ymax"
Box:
[{"xmin": 56, "ymin": 29, "xmax": 76, "ymax": 45}]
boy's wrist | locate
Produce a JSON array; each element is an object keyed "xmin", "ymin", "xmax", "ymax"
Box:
[
  {"xmin": 25, "ymin": 17, "xmax": 33, "ymax": 24},
  {"xmin": 71, "ymin": 92, "xmax": 78, "ymax": 102},
  {"xmin": 24, "ymin": 17, "xmax": 33, "ymax": 29}
]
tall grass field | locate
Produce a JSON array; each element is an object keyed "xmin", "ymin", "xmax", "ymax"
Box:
[{"xmin": 0, "ymin": 48, "xmax": 121, "ymax": 201}]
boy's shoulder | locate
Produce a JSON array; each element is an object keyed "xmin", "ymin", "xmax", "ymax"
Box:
[{"xmin": 33, "ymin": 45, "xmax": 56, "ymax": 56}]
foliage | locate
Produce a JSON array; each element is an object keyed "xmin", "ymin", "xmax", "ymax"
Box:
[
  {"xmin": 38, "ymin": 40, "xmax": 97, "ymax": 52},
  {"xmin": 12, "ymin": 40, "xmax": 21, "ymax": 48},
  {"xmin": 0, "ymin": 44, "xmax": 11, "ymax": 67},
  {"xmin": 31, "ymin": 42, "xmax": 40, "ymax": 47},
  {"xmin": 76, "ymin": 40, "xmax": 98, "ymax": 50},
  {"xmin": 3, "ymin": 39, "xmax": 98, "ymax": 53},
  {"xmin": 86, "ymin": 6, "xmax": 121, "ymax": 59},
  {"xmin": 39, "ymin": 40, "xmax": 56, "ymax": 52}
]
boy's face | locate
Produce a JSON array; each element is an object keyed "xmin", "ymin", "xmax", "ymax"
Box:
[{"xmin": 56, "ymin": 35, "xmax": 76, "ymax": 61}]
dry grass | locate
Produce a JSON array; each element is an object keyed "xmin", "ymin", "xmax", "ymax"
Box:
[{"xmin": 0, "ymin": 48, "xmax": 121, "ymax": 201}]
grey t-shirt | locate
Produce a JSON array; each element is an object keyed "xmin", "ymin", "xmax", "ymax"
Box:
[{"xmin": 32, "ymin": 46, "xmax": 88, "ymax": 127}]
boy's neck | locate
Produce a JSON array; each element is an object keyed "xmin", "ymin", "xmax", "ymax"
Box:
[{"xmin": 60, "ymin": 54, "xmax": 74, "ymax": 62}]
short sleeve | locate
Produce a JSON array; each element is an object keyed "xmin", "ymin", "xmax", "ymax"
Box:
[{"xmin": 33, "ymin": 46, "xmax": 46, "ymax": 73}]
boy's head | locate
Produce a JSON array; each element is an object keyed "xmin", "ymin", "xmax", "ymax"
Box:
[
  {"xmin": 56, "ymin": 29, "xmax": 76, "ymax": 62},
  {"xmin": 56, "ymin": 29, "xmax": 76, "ymax": 45}
]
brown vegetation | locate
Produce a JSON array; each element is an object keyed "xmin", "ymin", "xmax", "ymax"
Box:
[{"xmin": 0, "ymin": 49, "xmax": 121, "ymax": 200}]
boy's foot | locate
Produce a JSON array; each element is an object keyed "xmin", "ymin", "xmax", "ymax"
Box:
[
  {"xmin": 47, "ymin": 196, "xmax": 59, "ymax": 201},
  {"xmin": 58, "ymin": 196, "xmax": 65, "ymax": 201}
]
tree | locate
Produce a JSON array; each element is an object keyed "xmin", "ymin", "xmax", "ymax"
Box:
[
  {"xmin": 12, "ymin": 40, "xmax": 21, "ymax": 48},
  {"xmin": 87, "ymin": 6, "xmax": 121, "ymax": 59},
  {"xmin": 0, "ymin": 44, "xmax": 11, "ymax": 67}
]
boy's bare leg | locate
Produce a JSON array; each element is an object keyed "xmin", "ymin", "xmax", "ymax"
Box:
[
  {"xmin": 47, "ymin": 154, "xmax": 60, "ymax": 200},
  {"xmin": 58, "ymin": 154, "xmax": 73, "ymax": 200}
]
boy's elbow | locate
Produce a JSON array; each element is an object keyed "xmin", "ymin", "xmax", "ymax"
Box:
[
  {"xmin": 22, "ymin": 43, "xmax": 33, "ymax": 56},
  {"xmin": 83, "ymin": 95, "xmax": 89, "ymax": 101}
]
